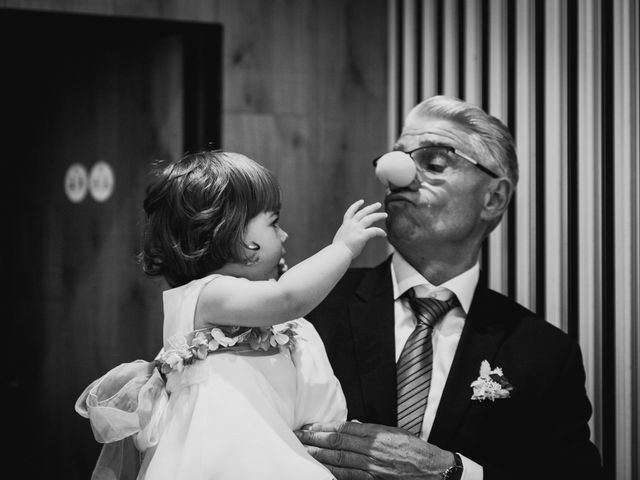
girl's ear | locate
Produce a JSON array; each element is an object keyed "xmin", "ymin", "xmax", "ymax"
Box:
[
  {"xmin": 243, "ymin": 242, "xmax": 261, "ymax": 265},
  {"xmin": 481, "ymin": 177, "xmax": 513, "ymax": 222}
]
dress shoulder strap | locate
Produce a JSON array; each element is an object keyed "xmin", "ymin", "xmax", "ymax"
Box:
[{"xmin": 162, "ymin": 274, "xmax": 222, "ymax": 346}]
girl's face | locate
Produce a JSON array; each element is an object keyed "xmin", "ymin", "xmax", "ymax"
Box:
[{"xmin": 241, "ymin": 211, "xmax": 288, "ymax": 280}]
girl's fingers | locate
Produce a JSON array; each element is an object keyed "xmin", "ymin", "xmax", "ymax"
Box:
[
  {"xmin": 359, "ymin": 212, "xmax": 388, "ymax": 228},
  {"xmin": 352, "ymin": 202, "xmax": 382, "ymax": 221},
  {"xmin": 364, "ymin": 227, "xmax": 387, "ymax": 239},
  {"xmin": 344, "ymin": 199, "xmax": 365, "ymax": 220}
]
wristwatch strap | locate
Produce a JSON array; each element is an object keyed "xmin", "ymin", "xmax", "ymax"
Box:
[{"xmin": 441, "ymin": 452, "xmax": 464, "ymax": 480}]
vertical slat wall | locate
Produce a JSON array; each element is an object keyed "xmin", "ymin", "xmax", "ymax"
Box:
[
  {"xmin": 402, "ymin": 0, "xmax": 418, "ymax": 120},
  {"xmin": 421, "ymin": 0, "xmax": 439, "ymax": 100},
  {"xmin": 442, "ymin": 0, "xmax": 459, "ymax": 95},
  {"xmin": 613, "ymin": 0, "xmax": 639, "ymax": 478},
  {"xmin": 463, "ymin": 0, "xmax": 482, "ymax": 105},
  {"xmin": 388, "ymin": 0, "xmax": 399, "ymax": 149},
  {"xmin": 388, "ymin": 1, "xmax": 639, "ymax": 478},
  {"xmin": 544, "ymin": 0, "xmax": 569, "ymax": 332},
  {"xmin": 577, "ymin": 0, "xmax": 603, "ymax": 449},
  {"xmin": 514, "ymin": 0, "xmax": 536, "ymax": 311},
  {"xmin": 486, "ymin": 0, "xmax": 509, "ymax": 296}
]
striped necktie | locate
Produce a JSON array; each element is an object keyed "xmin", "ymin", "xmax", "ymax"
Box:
[{"xmin": 396, "ymin": 289, "xmax": 459, "ymax": 435}]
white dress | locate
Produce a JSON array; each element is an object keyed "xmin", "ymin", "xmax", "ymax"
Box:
[{"xmin": 76, "ymin": 274, "xmax": 347, "ymax": 480}]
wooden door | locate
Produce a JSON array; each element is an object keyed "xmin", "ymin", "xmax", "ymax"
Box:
[{"xmin": 1, "ymin": 10, "xmax": 221, "ymax": 478}]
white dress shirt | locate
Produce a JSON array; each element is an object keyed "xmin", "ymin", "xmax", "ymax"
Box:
[{"xmin": 391, "ymin": 252, "xmax": 483, "ymax": 480}]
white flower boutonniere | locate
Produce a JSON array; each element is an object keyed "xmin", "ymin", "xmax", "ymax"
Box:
[{"xmin": 470, "ymin": 360, "xmax": 514, "ymax": 401}]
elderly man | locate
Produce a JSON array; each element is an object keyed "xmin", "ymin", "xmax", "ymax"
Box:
[{"xmin": 300, "ymin": 96, "xmax": 603, "ymax": 480}]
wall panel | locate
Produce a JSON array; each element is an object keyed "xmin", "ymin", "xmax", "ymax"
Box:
[
  {"xmin": 613, "ymin": 0, "xmax": 639, "ymax": 478},
  {"xmin": 3, "ymin": 0, "xmax": 390, "ymax": 269},
  {"xmin": 514, "ymin": 0, "xmax": 536, "ymax": 311},
  {"xmin": 577, "ymin": 0, "xmax": 603, "ymax": 449},
  {"xmin": 1, "ymin": 0, "xmax": 221, "ymax": 21},
  {"xmin": 402, "ymin": 0, "xmax": 419, "ymax": 118},
  {"xmin": 1, "ymin": 1, "xmax": 390, "ymax": 477},
  {"xmin": 486, "ymin": 0, "xmax": 509, "ymax": 295},
  {"xmin": 463, "ymin": 0, "xmax": 482, "ymax": 106},
  {"xmin": 219, "ymin": 0, "xmax": 389, "ymax": 268},
  {"xmin": 421, "ymin": 0, "xmax": 439, "ymax": 101},
  {"xmin": 442, "ymin": 0, "xmax": 459, "ymax": 96},
  {"xmin": 543, "ymin": 0, "xmax": 570, "ymax": 331}
]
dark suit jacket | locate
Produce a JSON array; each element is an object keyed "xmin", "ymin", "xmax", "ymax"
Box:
[{"xmin": 307, "ymin": 258, "xmax": 603, "ymax": 480}]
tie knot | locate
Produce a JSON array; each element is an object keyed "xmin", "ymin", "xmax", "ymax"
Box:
[{"xmin": 403, "ymin": 289, "xmax": 459, "ymax": 327}]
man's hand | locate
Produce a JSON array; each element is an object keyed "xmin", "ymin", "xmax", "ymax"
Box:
[{"xmin": 294, "ymin": 421, "xmax": 455, "ymax": 480}]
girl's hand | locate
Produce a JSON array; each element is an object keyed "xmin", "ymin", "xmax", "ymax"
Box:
[{"xmin": 333, "ymin": 200, "xmax": 387, "ymax": 258}]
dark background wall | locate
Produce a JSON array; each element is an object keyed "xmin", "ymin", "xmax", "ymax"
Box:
[{"xmin": 1, "ymin": 1, "xmax": 388, "ymax": 478}]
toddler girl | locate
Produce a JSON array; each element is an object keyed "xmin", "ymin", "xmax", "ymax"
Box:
[{"xmin": 75, "ymin": 150, "xmax": 386, "ymax": 480}]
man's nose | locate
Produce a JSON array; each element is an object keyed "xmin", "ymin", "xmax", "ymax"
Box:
[{"xmin": 279, "ymin": 229, "xmax": 288, "ymax": 242}]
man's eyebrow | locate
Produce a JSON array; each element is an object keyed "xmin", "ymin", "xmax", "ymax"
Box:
[{"xmin": 417, "ymin": 138, "xmax": 452, "ymax": 148}]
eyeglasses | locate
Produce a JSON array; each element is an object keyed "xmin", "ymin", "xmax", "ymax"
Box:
[{"xmin": 372, "ymin": 145, "xmax": 502, "ymax": 179}]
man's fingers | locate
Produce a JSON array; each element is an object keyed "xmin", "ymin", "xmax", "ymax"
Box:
[
  {"xmin": 300, "ymin": 421, "xmax": 382, "ymax": 437},
  {"xmin": 295, "ymin": 427, "xmax": 378, "ymax": 457},
  {"xmin": 324, "ymin": 464, "xmax": 374, "ymax": 480},
  {"xmin": 303, "ymin": 444, "xmax": 371, "ymax": 470},
  {"xmin": 296, "ymin": 429, "xmax": 354, "ymax": 452}
]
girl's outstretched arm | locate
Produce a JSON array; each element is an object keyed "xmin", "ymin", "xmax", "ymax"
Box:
[{"xmin": 194, "ymin": 200, "xmax": 386, "ymax": 328}]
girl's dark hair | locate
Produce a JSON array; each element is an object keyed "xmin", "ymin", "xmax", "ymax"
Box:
[{"xmin": 139, "ymin": 150, "xmax": 281, "ymax": 287}]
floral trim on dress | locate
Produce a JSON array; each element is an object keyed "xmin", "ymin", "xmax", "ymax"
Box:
[{"xmin": 155, "ymin": 322, "xmax": 298, "ymax": 374}]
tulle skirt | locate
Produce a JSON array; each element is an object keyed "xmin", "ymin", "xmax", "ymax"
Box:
[{"xmin": 77, "ymin": 345, "xmax": 343, "ymax": 479}]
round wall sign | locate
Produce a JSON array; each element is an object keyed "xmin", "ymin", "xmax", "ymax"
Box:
[
  {"xmin": 64, "ymin": 163, "xmax": 88, "ymax": 203},
  {"xmin": 89, "ymin": 161, "xmax": 115, "ymax": 202}
]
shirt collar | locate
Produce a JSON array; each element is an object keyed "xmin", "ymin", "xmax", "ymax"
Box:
[{"xmin": 391, "ymin": 251, "xmax": 479, "ymax": 314}]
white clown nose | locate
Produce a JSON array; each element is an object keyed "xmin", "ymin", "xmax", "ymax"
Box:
[{"xmin": 375, "ymin": 151, "xmax": 417, "ymax": 187}]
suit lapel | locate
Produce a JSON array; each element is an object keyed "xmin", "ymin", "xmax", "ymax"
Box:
[
  {"xmin": 348, "ymin": 258, "xmax": 397, "ymax": 426},
  {"xmin": 429, "ymin": 284, "xmax": 510, "ymax": 447}
]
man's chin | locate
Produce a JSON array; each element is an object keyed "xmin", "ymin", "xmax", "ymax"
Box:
[
  {"xmin": 384, "ymin": 198, "xmax": 411, "ymax": 212},
  {"xmin": 387, "ymin": 218, "xmax": 423, "ymax": 246}
]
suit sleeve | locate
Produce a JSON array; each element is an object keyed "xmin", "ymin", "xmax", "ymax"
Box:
[
  {"xmin": 479, "ymin": 335, "xmax": 604, "ymax": 480},
  {"xmin": 542, "ymin": 342, "xmax": 603, "ymax": 479}
]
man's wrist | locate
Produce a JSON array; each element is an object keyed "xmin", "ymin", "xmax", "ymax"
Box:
[{"xmin": 441, "ymin": 452, "xmax": 464, "ymax": 480}]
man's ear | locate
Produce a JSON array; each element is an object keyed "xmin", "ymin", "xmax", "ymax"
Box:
[{"xmin": 481, "ymin": 178, "xmax": 513, "ymax": 221}]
